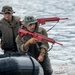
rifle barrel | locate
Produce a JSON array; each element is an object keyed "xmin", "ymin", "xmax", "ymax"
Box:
[
  {"xmin": 37, "ymin": 17, "xmax": 68, "ymax": 25},
  {"xmin": 55, "ymin": 42, "xmax": 63, "ymax": 46}
]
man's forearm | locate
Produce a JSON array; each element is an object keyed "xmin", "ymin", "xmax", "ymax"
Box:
[
  {"xmin": 23, "ymin": 41, "xmax": 30, "ymax": 51},
  {"xmin": 40, "ymin": 48, "xmax": 46, "ymax": 57}
]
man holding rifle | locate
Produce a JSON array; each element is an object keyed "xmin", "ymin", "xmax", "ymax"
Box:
[{"xmin": 16, "ymin": 16, "xmax": 53, "ymax": 75}]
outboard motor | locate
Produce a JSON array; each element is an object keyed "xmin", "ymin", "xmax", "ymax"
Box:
[{"xmin": 0, "ymin": 52, "xmax": 44, "ymax": 75}]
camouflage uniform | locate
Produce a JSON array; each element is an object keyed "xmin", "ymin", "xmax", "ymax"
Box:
[
  {"xmin": 16, "ymin": 16, "xmax": 53, "ymax": 75},
  {"xmin": 0, "ymin": 5, "xmax": 21, "ymax": 54}
]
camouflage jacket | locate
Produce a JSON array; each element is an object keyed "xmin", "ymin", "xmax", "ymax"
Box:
[{"xmin": 16, "ymin": 25, "xmax": 49, "ymax": 58}]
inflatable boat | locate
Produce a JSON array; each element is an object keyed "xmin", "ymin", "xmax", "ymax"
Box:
[{"xmin": 0, "ymin": 52, "xmax": 44, "ymax": 75}]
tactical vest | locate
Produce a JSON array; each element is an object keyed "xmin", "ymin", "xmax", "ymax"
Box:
[{"xmin": 0, "ymin": 16, "xmax": 20, "ymax": 51}]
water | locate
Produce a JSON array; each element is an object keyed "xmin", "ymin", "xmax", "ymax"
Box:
[{"xmin": 0, "ymin": 0, "xmax": 75, "ymax": 75}]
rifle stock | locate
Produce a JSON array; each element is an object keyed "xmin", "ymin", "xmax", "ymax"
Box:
[{"xmin": 18, "ymin": 29, "xmax": 63, "ymax": 46}]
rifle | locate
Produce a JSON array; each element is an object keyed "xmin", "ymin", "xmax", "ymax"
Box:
[
  {"xmin": 18, "ymin": 29, "xmax": 63, "ymax": 46},
  {"xmin": 37, "ymin": 17, "xmax": 68, "ymax": 25}
]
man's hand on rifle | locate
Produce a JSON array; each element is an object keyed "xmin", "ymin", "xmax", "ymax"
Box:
[
  {"xmin": 28, "ymin": 38, "xmax": 38, "ymax": 44},
  {"xmin": 23, "ymin": 38, "xmax": 38, "ymax": 51}
]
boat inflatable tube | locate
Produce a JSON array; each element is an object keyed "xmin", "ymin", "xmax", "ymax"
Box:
[{"xmin": 0, "ymin": 52, "xmax": 44, "ymax": 75}]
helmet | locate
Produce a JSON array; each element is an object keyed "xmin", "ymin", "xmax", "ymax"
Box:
[
  {"xmin": 0, "ymin": 5, "xmax": 15, "ymax": 14},
  {"xmin": 22, "ymin": 16, "xmax": 37, "ymax": 26}
]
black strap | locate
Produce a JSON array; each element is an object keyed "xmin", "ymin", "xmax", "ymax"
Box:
[{"xmin": 27, "ymin": 52, "xmax": 35, "ymax": 75}]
